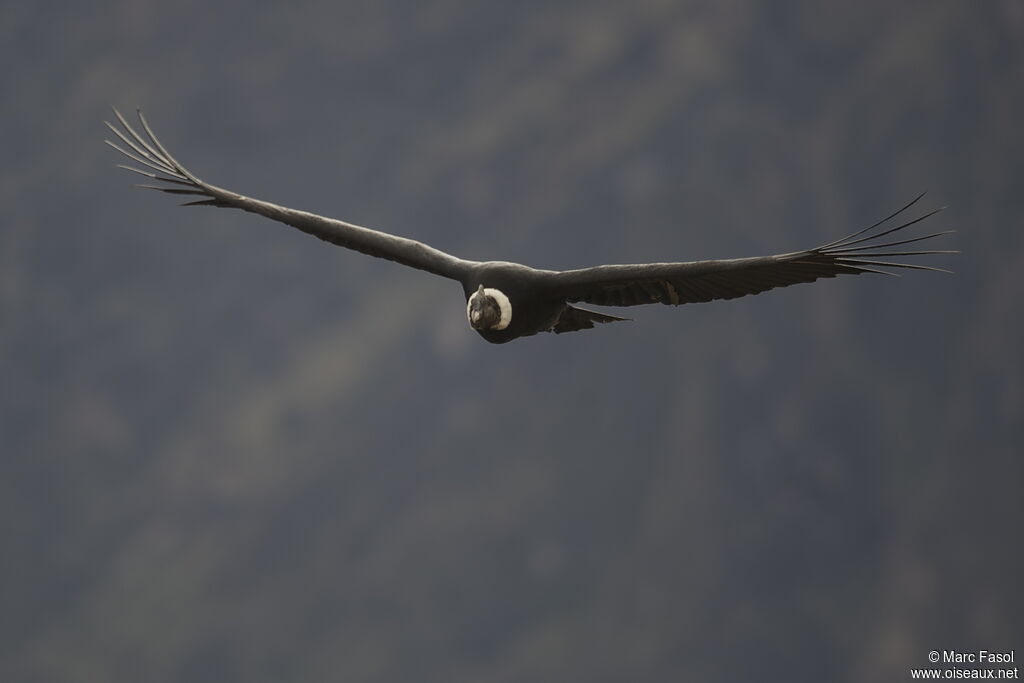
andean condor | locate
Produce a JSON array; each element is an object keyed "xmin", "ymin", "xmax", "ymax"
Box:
[{"xmin": 106, "ymin": 109, "xmax": 954, "ymax": 344}]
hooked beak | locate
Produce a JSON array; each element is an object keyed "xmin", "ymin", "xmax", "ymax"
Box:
[{"xmin": 471, "ymin": 285, "xmax": 485, "ymax": 325}]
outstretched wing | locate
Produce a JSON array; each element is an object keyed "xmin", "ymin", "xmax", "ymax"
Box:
[
  {"xmin": 545, "ymin": 194, "xmax": 955, "ymax": 307},
  {"xmin": 105, "ymin": 109, "xmax": 474, "ymax": 282}
]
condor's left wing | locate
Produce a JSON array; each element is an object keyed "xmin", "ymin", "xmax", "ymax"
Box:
[{"xmin": 543, "ymin": 195, "xmax": 954, "ymax": 308}]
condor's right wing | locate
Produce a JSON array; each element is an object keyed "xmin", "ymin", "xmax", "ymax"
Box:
[{"xmin": 106, "ymin": 108, "xmax": 475, "ymax": 282}]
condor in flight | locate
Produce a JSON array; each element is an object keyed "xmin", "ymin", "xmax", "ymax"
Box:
[{"xmin": 106, "ymin": 109, "xmax": 954, "ymax": 344}]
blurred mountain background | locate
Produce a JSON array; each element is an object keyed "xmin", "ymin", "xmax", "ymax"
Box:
[{"xmin": 1, "ymin": 1, "xmax": 1021, "ymax": 681}]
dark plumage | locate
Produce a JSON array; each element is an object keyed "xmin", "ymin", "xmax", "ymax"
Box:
[{"xmin": 106, "ymin": 109, "xmax": 955, "ymax": 344}]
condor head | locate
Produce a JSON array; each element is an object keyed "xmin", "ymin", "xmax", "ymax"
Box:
[{"xmin": 466, "ymin": 285, "xmax": 512, "ymax": 331}]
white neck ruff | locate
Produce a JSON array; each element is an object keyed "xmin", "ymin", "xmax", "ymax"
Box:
[{"xmin": 467, "ymin": 287, "xmax": 512, "ymax": 330}]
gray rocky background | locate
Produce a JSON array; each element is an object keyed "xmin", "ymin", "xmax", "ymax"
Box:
[{"xmin": 2, "ymin": 1, "xmax": 1021, "ymax": 681}]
